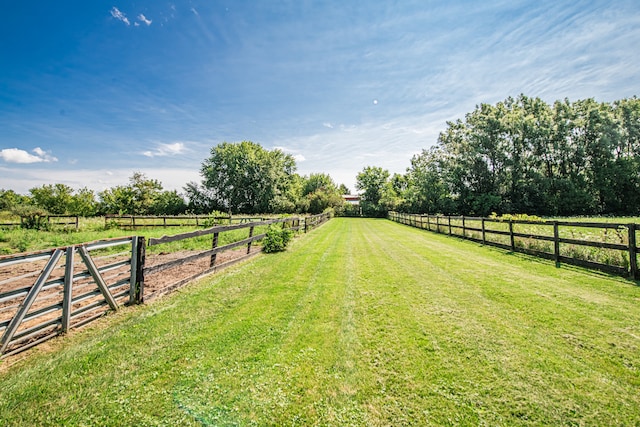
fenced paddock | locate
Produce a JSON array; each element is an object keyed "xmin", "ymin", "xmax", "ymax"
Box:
[
  {"xmin": 1, "ymin": 218, "xmax": 638, "ymax": 426},
  {"xmin": 389, "ymin": 212, "xmax": 639, "ymax": 280},
  {"xmin": 0, "ymin": 213, "xmax": 329, "ymax": 358}
]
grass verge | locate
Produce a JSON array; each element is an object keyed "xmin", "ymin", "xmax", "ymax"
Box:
[{"xmin": 0, "ymin": 218, "xmax": 639, "ymax": 425}]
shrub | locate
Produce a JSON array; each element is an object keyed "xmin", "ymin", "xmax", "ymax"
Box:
[{"xmin": 263, "ymin": 224, "xmax": 294, "ymax": 253}]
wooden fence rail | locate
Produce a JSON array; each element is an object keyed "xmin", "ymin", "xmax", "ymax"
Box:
[
  {"xmin": 0, "ymin": 215, "xmax": 79, "ymax": 230},
  {"xmin": 0, "ymin": 213, "xmax": 329, "ymax": 358},
  {"xmin": 105, "ymin": 214, "xmax": 268, "ymax": 229},
  {"xmin": 388, "ymin": 212, "xmax": 639, "ymax": 280}
]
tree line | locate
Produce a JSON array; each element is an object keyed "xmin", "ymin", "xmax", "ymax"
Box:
[
  {"xmin": 0, "ymin": 142, "xmax": 352, "ymax": 218},
  {"xmin": 3, "ymin": 95, "xmax": 638, "ymax": 220},
  {"xmin": 355, "ymin": 95, "xmax": 640, "ymax": 217}
]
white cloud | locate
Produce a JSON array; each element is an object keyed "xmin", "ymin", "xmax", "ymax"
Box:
[
  {"xmin": 190, "ymin": 7, "xmax": 199, "ymax": 16},
  {"xmin": 0, "ymin": 166, "xmax": 200, "ymax": 194},
  {"xmin": 142, "ymin": 142, "xmax": 187, "ymax": 157},
  {"xmin": 138, "ymin": 14, "xmax": 152, "ymax": 26},
  {"xmin": 322, "ymin": 122, "xmax": 334, "ymax": 129},
  {"xmin": 0, "ymin": 147, "xmax": 58, "ymax": 164},
  {"xmin": 110, "ymin": 7, "xmax": 130, "ymax": 26}
]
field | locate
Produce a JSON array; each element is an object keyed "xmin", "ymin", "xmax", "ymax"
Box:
[{"xmin": 0, "ymin": 218, "xmax": 639, "ymax": 425}]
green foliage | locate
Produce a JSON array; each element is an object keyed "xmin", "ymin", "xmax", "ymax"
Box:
[
  {"xmin": 11, "ymin": 204, "xmax": 49, "ymax": 230},
  {"xmin": 297, "ymin": 174, "xmax": 345, "ymax": 214},
  {"xmin": 488, "ymin": 212, "xmax": 545, "ymax": 222},
  {"xmin": 99, "ymin": 172, "xmax": 187, "ymax": 215},
  {"xmin": 200, "ymin": 141, "xmax": 298, "ymax": 214},
  {"xmin": 392, "ymin": 95, "xmax": 640, "ymax": 216},
  {"xmin": 356, "ymin": 166, "xmax": 391, "ymax": 217},
  {"xmin": 262, "ymin": 224, "xmax": 294, "ymax": 253},
  {"xmin": 0, "ymin": 189, "xmax": 30, "ymax": 211}
]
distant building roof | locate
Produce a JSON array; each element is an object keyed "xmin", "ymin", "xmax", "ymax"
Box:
[{"xmin": 342, "ymin": 194, "xmax": 360, "ymax": 204}]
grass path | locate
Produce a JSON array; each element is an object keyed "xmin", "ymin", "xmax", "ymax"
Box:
[{"xmin": 1, "ymin": 218, "xmax": 639, "ymax": 426}]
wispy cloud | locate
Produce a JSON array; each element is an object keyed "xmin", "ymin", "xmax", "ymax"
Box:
[
  {"xmin": 138, "ymin": 14, "xmax": 152, "ymax": 26},
  {"xmin": 142, "ymin": 142, "xmax": 187, "ymax": 157},
  {"xmin": 110, "ymin": 7, "xmax": 130, "ymax": 26},
  {"xmin": 0, "ymin": 147, "xmax": 58, "ymax": 164}
]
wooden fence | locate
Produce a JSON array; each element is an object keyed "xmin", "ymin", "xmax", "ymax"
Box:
[
  {"xmin": 104, "ymin": 214, "xmax": 267, "ymax": 229},
  {"xmin": 0, "ymin": 215, "xmax": 79, "ymax": 230},
  {"xmin": 388, "ymin": 212, "xmax": 639, "ymax": 280},
  {"xmin": 0, "ymin": 213, "xmax": 329, "ymax": 358}
]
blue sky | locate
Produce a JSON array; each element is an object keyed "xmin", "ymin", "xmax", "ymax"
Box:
[{"xmin": 1, "ymin": 1, "xmax": 639, "ymax": 195}]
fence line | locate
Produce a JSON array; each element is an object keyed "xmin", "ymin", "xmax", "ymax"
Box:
[
  {"xmin": 0, "ymin": 215, "xmax": 79, "ymax": 230},
  {"xmin": 104, "ymin": 214, "xmax": 268, "ymax": 229},
  {"xmin": 388, "ymin": 212, "xmax": 639, "ymax": 280},
  {"xmin": 0, "ymin": 213, "xmax": 330, "ymax": 358}
]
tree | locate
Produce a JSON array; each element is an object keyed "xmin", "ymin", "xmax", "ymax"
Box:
[
  {"xmin": 150, "ymin": 190, "xmax": 188, "ymax": 215},
  {"xmin": 0, "ymin": 189, "xmax": 30, "ymax": 211},
  {"xmin": 30, "ymin": 183, "xmax": 74, "ymax": 215},
  {"xmin": 98, "ymin": 172, "xmax": 185, "ymax": 215},
  {"xmin": 200, "ymin": 141, "xmax": 298, "ymax": 214},
  {"xmin": 356, "ymin": 166, "xmax": 390, "ymax": 217},
  {"xmin": 68, "ymin": 187, "xmax": 98, "ymax": 216}
]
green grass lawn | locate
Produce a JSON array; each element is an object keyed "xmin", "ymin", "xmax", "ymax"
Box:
[{"xmin": 1, "ymin": 218, "xmax": 639, "ymax": 426}]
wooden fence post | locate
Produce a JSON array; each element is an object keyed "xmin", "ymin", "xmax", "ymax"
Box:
[
  {"xmin": 509, "ymin": 220, "xmax": 515, "ymax": 251},
  {"xmin": 462, "ymin": 216, "xmax": 466, "ymax": 237},
  {"xmin": 436, "ymin": 216, "xmax": 440, "ymax": 233},
  {"xmin": 247, "ymin": 226, "xmax": 254, "ymax": 254},
  {"xmin": 62, "ymin": 246, "xmax": 75, "ymax": 333},
  {"xmin": 481, "ymin": 218, "xmax": 486, "ymax": 244},
  {"xmin": 448, "ymin": 216, "xmax": 452, "ymax": 235},
  {"xmin": 628, "ymin": 224, "xmax": 638, "ymax": 280},
  {"xmin": 553, "ymin": 222, "xmax": 560, "ymax": 267},
  {"xmin": 210, "ymin": 232, "xmax": 219, "ymax": 268},
  {"xmin": 129, "ymin": 238, "xmax": 138, "ymax": 305},
  {"xmin": 136, "ymin": 237, "xmax": 146, "ymax": 303}
]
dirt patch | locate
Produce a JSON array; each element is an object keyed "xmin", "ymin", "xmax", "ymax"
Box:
[{"xmin": 143, "ymin": 246, "xmax": 262, "ymax": 296}]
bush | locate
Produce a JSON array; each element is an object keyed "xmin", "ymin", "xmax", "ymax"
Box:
[{"xmin": 263, "ymin": 224, "xmax": 294, "ymax": 253}]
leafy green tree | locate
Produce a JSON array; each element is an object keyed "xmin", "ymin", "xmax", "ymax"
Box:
[
  {"xmin": 68, "ymin": 187, "xmax": 98, "ymax": 216},
  {"xmin": 297, "ymin": 173, "xmax": 344, "ymax": 214},
  {"xmin": 356, "ymin": 166, "xmax": 390, "ymax": 217},
  {"xmin": 200, "ymin": 141, "xmax": 298, "ymax": 214},
  {"xmin": 98, "ymin": 172, "xmax": 185, "ymax": 215},
  {"xmin": 0, "ymin": 189, "xmax": 30, "ymax": 211},
  {"xmin": 184, "ymin": 181, "xmax": 224, "ymax": 214},
  {"xmin": 29, "ymin": 183, "xmax": 74, "ymax": 215},
  {"xmin": 150, "ymin": 190, "xmax": 188, "ymax": 215}
]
